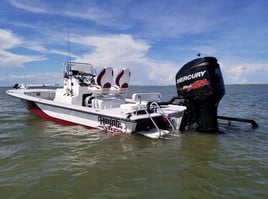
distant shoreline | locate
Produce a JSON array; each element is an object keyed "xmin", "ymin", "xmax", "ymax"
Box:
[{"xmin": 1, "ymin": 84, "xmax": 268, "ymax": 88}]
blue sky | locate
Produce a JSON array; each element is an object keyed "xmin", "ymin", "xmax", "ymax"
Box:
[{"xmin": 1, "ymin": 0, "xmax": 268, "ymax": 86}]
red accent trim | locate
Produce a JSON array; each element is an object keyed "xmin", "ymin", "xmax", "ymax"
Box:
[
  {"xmin": 178, "ymin": 79, "xmax": 209, "ymax": 92},
  {"xmin": 96, "ymin": 68, "xmax": 112, "ymax": 89},
  {"xmin": 22, "ymin": 100, "xmax": 92, "ymax": 127},
  {"xmin": 115, "ymin": 70, "xmax": 124, "ymax": 86},
  {"xmin": 121, "ymin": 83, "xmax": 128, "ymax": 88},
  {"xmin": 30, "ymin": 108, "xmax": 77, "ymax": 125},
  {"xmin": 162, "ymin": 117, "xmax": 168, "ymax": 123},
  {"xmin": 96, "ymin": 68, "xmax": 106, "ymax": 86},
  {"xmin": 103, "ymin": 82, "xmax": 111, "ymax": 89}
]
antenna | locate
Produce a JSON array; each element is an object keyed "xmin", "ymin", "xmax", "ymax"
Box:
[
  {"xmin": 65, "ymin": 27, "xmax": 73, "ymax": 95},
  {"xmin": 67, "ymin": 27, "xmax": 72, "ymax": 64}
]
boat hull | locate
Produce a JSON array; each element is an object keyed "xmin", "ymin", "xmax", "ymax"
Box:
[
  {"xmin": 22, "ymin": 99, "xmax": 79, "ymax": 126},
  {"xmin": 20, "ymin": 98, "xmax": 137, "ymax": 134},
  {"xmin": 7, "ymin": 88, "xmax": 186, "ymax": 138}
]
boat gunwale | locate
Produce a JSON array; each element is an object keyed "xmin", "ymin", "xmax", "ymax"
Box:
[{"xmin": 7, "ymin": 88, "xmax": 181, "ymax": 122}]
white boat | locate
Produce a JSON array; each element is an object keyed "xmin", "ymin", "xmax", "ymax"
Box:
[
  {"xmin": 9, "ymin": 56, "xmax": 251, "ymax": 136},
  {"xmin": 7, "ymin": 61, "xmax": 186, "ymax": 139}
]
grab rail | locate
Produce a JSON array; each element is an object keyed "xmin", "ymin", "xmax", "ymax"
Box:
[
  {"xmin": 149, "ymin": 102, "xmax": 175, "ymax": 131},
  {"xmin": 143, "ymin": 106, "xmax": 161, "ymax": 138}
]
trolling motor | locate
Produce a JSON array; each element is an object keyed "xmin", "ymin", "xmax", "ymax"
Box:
[{"xmin": 175, "ymin": 56, "xmax": 257, "ymax": 132}]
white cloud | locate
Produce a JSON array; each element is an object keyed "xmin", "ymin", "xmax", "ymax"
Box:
[
  {"xmin": 0, "ymin": 72, "xmax": 62, "ymax": 86},
  {"xmin": 0, "ymin": 29, "xmax": 179, "ymax": 85},
  {"xmin": 0, "ymin": 29, "xmax": 21, "ymax": 49},
  {"xmin": 126, "ymin": 1, "xmax": 223, "ymax": 37},
  {"xmin": 8, "ymin": 0, "xmax": 131, "ymax": 29},
  {"xmin": 5, "ymin": 1, "xmax": 268, "ymax": 85},
  {"xmin": 8, "ymin": 0, "xmax": 223, "ymax": 36},
  {"xmin": 8, "ymin": 0, "xmax": 47, "ymax": 13},
  {"xmin": 226, "ymin": 65, "xmax": 247, "ymax": 83},
  {"xmin": 0, "ymin": 28, "xmax": 47, "ymax": 68},
  {"xmin": 72, "ymin": 34, "xmax": 150, "ymax": 64},
  {"xmin": 70, "ymin": 34, "xmax": 178, "ymax": 85},
  {"xmin": 0, "ymin": 50, "xmax": 46, "ymax": 68},
  {"xmin": 223, "ymin": 63, "xmax": 267, "ymax": 84},
  {"xmin": 50, "ymin": 49, "xmax": 71, "ymax": 57},
  {"xmin": 24, "ymin": 41, "xmax": 48, "ymax": 53}
]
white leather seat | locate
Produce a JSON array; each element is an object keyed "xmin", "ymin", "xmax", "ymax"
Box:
[
  {"xmin": 112, "ymin": 68, "xmax": 131, "ymax": 94},
  {"xmin": 88, "ymin": 67, "xmax": 113, "ymax": 94}
]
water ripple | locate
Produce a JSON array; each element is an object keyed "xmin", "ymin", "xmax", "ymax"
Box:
[{"xmin": 1, "ymin": 86, "xmax": 268, "ymax": 199}]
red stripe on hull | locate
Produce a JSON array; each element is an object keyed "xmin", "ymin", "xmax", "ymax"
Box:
[
  {"xmin": 30, "ymin": 107, "xmax": 77, "ymax": 126},
  {"xmin": 21, "ymin": 99, "xmax": 91, "ymax": 127}
]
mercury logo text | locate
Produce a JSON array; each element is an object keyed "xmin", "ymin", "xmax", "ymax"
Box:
[{"xmin": 177, "ymin": 70, "xmax": 206, "ymax": 83}]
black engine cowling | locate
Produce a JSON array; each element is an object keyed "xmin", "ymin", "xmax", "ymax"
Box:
[{"xmin": 176, "ymin": 57, "xmax": 225, "ymax": 132}]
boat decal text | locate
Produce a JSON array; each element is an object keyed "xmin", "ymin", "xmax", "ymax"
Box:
[
  {"xmin": 98, "ymin": 116, "xmax": 122, "ymax": 129},
  {"xmin": 178, "ymin": 79, "xmax": 209, "ymax": 92}
]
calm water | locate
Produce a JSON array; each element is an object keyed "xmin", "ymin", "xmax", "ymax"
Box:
[{"xmin": 1, "ymin": 85, "xmax": 268, "ymax": 199}]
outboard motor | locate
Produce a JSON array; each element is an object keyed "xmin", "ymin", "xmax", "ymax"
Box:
[{"xmin": 176, "ymin": 57, "xmax": 225, "ymax": 132}]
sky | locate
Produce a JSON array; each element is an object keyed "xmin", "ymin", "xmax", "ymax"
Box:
[{"xmin": 0, "ymin": 0, "xmax": 268, "ymax": 86}]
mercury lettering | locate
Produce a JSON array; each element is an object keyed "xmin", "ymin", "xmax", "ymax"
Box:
[{"xmin": 176, "ymin": 70, "xmax": 206, "ymax": 84}]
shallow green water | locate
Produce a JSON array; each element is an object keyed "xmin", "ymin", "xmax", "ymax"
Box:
[{"xmin": 1, "ymin": 85, "xmax": 268, "ymax": 199}]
